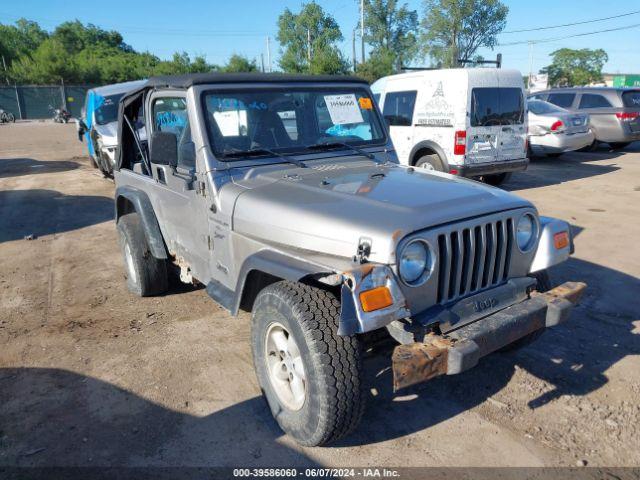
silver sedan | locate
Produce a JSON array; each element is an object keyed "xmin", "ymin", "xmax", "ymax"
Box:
[{"xmin": 527, "ymin": 100, "xmax": 594, "ymax": 157}]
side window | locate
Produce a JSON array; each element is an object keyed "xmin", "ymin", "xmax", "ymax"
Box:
[
  {"xmin": 547, "ymin": 93, "xmax": 576, "ymax": 108},
  {"xmin": 152, "ymin": 97, "xmax": 195, "ymax": 169},
  {"xmin": 579, "ymin": 94, "xmax": 613, "ymax": 109},
  {"xmin": 382, "ymin": 91, "xmax": 417, "ymax": 126}
]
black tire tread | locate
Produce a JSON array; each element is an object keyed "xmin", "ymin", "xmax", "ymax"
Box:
[
  {"xmin": 117, "ymin": 213, "xmax": 168, "ymax": 297},
  {"xmin": 255, "ymin": 281, "xmax": 365, "ymax": 446}
]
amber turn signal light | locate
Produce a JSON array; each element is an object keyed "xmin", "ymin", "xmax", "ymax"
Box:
[
  {"xmin": 359, "ymin": 286, "xmax": 393, "ymax": 312},
  {"xmin": 554, "ymin": 231, "xmax": 569, "ymax": 250}
]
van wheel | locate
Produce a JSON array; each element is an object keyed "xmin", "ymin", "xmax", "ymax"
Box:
[
  {"xmin": 609, "ymin": 142, "xmax": 630, "ymax": 150},
  {"xmin": 251, "ymin": 281, "xmax": 365, "ymax": 446},
  {"xmin": 500, "ymin": 271, "xmax": 552, "ymax": 352},
  {"xmin": 117, "ymin": 213, "xmax": 168, "ymax": 297},
  {"xmin": 415, "ymin": 154, "xmax": 444, "ymax": 172},
  {"xmin": 483, "ymin": 172, "xmax": 512, "ymax": 186}
]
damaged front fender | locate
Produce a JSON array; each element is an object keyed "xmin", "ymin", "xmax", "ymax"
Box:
[{"xmin": 338, "ymin": 264, "xmax": 410, "ymax": 335}]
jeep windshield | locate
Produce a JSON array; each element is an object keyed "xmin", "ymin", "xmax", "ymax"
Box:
[
  {"xmin": 202, "ymin": 87, "xmax": 386, "ymax": 159},
  {"xmin": 95, "ymin": 94, "xmax": 124, "ymax": 126}
]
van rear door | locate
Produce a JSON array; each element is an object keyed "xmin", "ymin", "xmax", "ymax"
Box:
[
  {"xmin": 468, "ymin": 86, "xmax": 526, "ymax": 164},
  {"xmin": 495, "ymin": 86, "xmax": 526, "ymax": 161},
  {"xmin": 467, "ymin": 87, "xmax": 501, "ymax": 164}
]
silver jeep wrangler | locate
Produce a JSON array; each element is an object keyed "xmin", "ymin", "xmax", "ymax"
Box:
[{"xmin": 114, "ymin": 73, "xmax": 585, "ymax": 446}]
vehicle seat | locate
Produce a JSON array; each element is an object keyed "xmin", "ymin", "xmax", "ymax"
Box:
[{"xmin": 250, "ymin": 110, "xmax": 293, "ymax": 149}]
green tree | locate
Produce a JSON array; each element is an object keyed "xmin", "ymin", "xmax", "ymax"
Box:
[
  {"xmin": 356, "ymin": 48, "xmax": 395, "ymax": 83},
  {"xmin": 0, "ymin": 18, "xmax": 48, "ymax": 72},
  {"xmin": 362, "ymin": 0, "xmax": 418, "ymax": 70},
  {"xmin": 420, "ymin": 0, "xmax": 508, "ymax": 68},
  {"xmin": 153, "ymin": 52, "xmax": 215, "ymax": 76},
  {"xmin": 221, "ymin": 54, "xmax": 257, "ymax": 73},
  {"xmin": 10, "ymin": 38, "xmax": 79, "ymax": 83},
  {"xmin": 52, "ymin": 20, "xmax": 130, "ymax": 54},
  {"xmin": 277, "ymin": 3, "xmax": 350, "ymax": 74},
  {"xmin": 541, "ymin": 48, "xmax": 608, "ymax": 87}
]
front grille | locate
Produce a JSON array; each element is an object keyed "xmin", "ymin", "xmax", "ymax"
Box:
[{"xmin": 436, "ymin": 218, "xmax": 514, "ymax": 304}]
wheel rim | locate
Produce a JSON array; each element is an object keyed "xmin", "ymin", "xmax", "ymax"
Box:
[
  {"xmin": 265, "ymin": 322, "xmax": 306, "ymax": 411},
  {"xmin": 124, "ymin": 242, "xmax": 137, "ymax": 285},
  {"xmin": 418, "ymin": 161, "xmax": 435, "ymax": 171}
]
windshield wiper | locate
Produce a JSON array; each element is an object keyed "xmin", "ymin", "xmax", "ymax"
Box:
[
  {"xmin": 306, "ymin": 141, "xmax": 381, "ymax": 162},
  {"xmin": 222, "ymin": 147, "xmax": 307, "ymax": 168}
]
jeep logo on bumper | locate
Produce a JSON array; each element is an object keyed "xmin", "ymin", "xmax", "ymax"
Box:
[{"xmin": 473, "ymin": 298, "xmax": 498, "ymax": 312}]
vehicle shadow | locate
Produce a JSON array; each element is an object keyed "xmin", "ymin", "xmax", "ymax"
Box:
[
  {"xmin": 0, "ymin": 158, "xmax": 80, "ymax": 179},
  {"xmin": 339, "ymin": 256, "xmax": 639, "ymax": 446},
  {"xmin": 0, "ymin": 189, "xmax": 113, "ymax": 243},
  {"xmin": 504, "ymin": 155, "xmax": 620, "ymax": 191},
  {"xmin": 0, "ymin": 367, "xmax": 319, "ymax": 467}
]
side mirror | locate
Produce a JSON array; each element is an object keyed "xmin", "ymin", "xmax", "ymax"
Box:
[
  {"xmin": 150, "ymin": 131, "xmax": 178, "ymax": 167},
  {"xmin": 76, "ymin": 119, "xmax": 87, "ymax": 141}
]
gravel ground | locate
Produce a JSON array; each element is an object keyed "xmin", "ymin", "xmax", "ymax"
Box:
[{"xmin": 0, "ymin": 122, "xmax": 638, "ymax": 468}]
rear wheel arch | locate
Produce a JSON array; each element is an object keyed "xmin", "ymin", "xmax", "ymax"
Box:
[{"xmin": 409, "ymin": 141, "xmax": 449, "ymax": 171}]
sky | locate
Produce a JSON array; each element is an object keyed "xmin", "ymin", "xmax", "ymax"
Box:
[{"xmin": 1, "ymin": 0, "xmax": 639, "ymax": 75}]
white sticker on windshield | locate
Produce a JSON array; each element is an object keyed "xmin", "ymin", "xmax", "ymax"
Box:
[{"xmin": 324, "ymin": 94, "xmax": 364, "ymax": 125}]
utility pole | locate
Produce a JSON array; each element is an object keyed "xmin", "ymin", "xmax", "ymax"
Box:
[
  {"xmin": 352, "ymin": 28, "xmax": 357, "ymax": 72},
  {"xmin": 360, "ymin": 0, "xmax": 365, "ymax": 63},
  {"xmin": 1, "ymin": 55, "xmax": 9, "ymax": 85},
  {"xmin": 261, "ymin": 53, "xmax": 265, "ymax": 73},
  {"xmin": 528, "ymin": 41, "xmax": 534, "ymax": 87},
  {"xmin": 307, "ymin": 28, "xmax": 312, "ymax": 67},
  {"xmin": 266, "ymin": 36, "xmax": 272, "ymax": 73}
]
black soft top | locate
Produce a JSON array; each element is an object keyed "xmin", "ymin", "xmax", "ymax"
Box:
[{"xmin": 142, "ymin": 72, "xmax": 369, "ymax": 89}]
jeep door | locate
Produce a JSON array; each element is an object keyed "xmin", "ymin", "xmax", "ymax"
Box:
[{"xmin": 147, "ymin": 92, "xmax": 211, "ymax": 280}]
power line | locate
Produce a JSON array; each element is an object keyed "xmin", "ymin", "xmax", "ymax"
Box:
[
  {"xmin": 498, "ymin": 22, "xmax": 640, "ymax": 47},
  {"xmin": 502, "ymin": 9, "xmax": 640, "ymax": 34}
]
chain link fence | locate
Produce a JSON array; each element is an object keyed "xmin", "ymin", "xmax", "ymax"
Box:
[{"xmin": 0, "ymin": 85, "xmax": 94, "ymax": 120}]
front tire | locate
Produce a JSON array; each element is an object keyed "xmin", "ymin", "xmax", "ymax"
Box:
[
  {"xmin": 117, "ymin": 213, "xmax": 168, "ymax": 297},
  {"xmin": 251, "ymin": 281, "xmax": 365, "ymax": 446}
]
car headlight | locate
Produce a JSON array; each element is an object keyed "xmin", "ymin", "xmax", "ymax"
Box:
[
  {"xmin": 399, "ymin": 241, "xmax": 431, "ymax": 285},
  {"xmin": 517, "ymin": 214, "xmax": 537, "ymax": 252}
]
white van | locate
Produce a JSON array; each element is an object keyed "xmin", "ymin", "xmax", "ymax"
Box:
[{"xmin": 371, "ymin": 68, "xmax": 528, "ymax": 185}]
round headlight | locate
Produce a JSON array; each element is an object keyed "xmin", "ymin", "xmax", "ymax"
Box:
[
  {"xmin": 517, "ymin": 214, "xmax": 536, "ymax": 251},
  {"xmin": 399, "ymin": 241, "xmax": 430, "ymax": 285}
]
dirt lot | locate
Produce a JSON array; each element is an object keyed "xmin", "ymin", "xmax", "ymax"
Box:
[{"xmin": 1, "ymin": 122, "xmax": 639, "ymax": 468}]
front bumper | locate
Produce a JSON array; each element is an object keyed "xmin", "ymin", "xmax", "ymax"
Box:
[
  {"xmin": 392, "ymin": 281, "xmax": 586, "ymax": 391},
  {"xmin": 454, "ymin": 158, "xmax": 529, "ymax": 177}
]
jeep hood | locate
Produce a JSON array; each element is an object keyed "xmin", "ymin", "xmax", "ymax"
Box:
[
  {"xmin": 93, "ymin": 122, "xmax": 118, "ymax": 146},
  {"xmin": 231, "ymin": 161, "xmax": 532, "ymax": 264}
]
